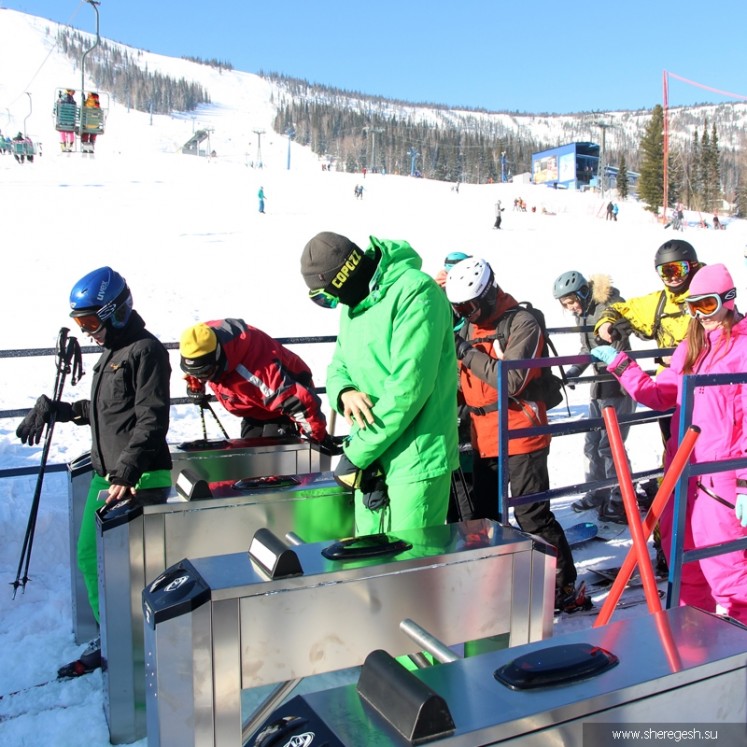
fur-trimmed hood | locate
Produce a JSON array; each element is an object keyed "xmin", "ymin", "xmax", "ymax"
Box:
[{"xmin": 589, "ymin": 273, "xmax": 617, "ymax": 306}]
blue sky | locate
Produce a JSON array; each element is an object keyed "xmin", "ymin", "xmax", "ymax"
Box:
[{"xmin": 5, "ymin": 0, "xmax": 747, "ymax": 114}]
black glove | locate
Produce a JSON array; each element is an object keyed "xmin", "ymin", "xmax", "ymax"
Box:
[
  {"xmin": 334, "ymin": 454, "xmax": 389, "ymax": 511},
  {"xmin": 16, "ymin": 394, "xmax": 67, "ymax": 445},
  {"xmin": 185, "ymin": 375, "xmax": 210, "ymax": 407},
  {"xmin": 315, "ymin": 433, "xmax": 346, "ymax": 456},
  {"xmin": 609, "ymin": 319, "xmax": 634, "ymax": 343},
  {"xmin": 455, "ymin": 337, "xmax": 472, "ymax": 361},
  {"xmin": 359, "ymin": 464, "xmax": 389, "ymax": 511},
  {"xmin": 333, "ymin": 453, "xmax": 362, "ymax": 489}
]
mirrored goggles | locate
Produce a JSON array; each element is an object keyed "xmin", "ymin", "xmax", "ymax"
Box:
[
  {"xmin": 309, "ymin": 286, "xmax": 339, "ymax": 309},
  {"xmin": 71, "ymin": 312, "xmax": 103, "ymax": 334},
  {"xmin": 656, "ymin": 260, "xmax": 690, "ymax": 282},
  {"xmin": 684, "ymin": 288, "xmax": 736, "ymax": 318}
]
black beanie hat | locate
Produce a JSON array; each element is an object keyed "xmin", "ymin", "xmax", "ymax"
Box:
[{"xmin": 300, "ymin": 232, "xmax": 365, "ymax": 290}]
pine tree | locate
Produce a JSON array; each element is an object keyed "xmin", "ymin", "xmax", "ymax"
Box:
[
  {"xmin": 637, "ymin": 105, "xmax": 664, "ymax": 213},
  {"xmin": 616, "ymin": 154, "xmax": 629, "ymax": 198}
]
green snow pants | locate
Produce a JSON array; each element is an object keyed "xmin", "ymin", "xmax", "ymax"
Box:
[
  {"xmin": 77, "ymin": 470, "xmax": 172, "ymax": 622},
  {"xmin": 354, "ymin": 472, "xmax": 450, "ymax": 537}
]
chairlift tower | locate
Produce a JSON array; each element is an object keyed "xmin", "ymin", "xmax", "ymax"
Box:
[
  {"xmin": 407, "ymin": 147, "xmax": 420, "ymax": 177},
  {"xmin": 592, "ymin": 120, "xmax": 614, "ymax": 198},
  {"xmin": 365, "ymin": 126, "xmax": 385, "ymax": 172},
  {"xmin": 80, "ymin": 1, "xmax": 101, "ymax": 141},
  {"xmin": 253, "ymin": 128, "xmax": 265, "ymax": 168}
]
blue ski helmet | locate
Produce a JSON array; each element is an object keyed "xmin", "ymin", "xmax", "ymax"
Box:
[
  {"xmin": 443, "ymin": 251, "xmax": 471, "ymax": 271},
  {"xmin": 69, "ymin": 267, "xmax": 133, "ymax": 330}
]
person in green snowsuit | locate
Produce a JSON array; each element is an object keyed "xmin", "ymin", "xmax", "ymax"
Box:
[{"xmin": 300, "ymin": 232, "xmax": 459, "ymax": 535}]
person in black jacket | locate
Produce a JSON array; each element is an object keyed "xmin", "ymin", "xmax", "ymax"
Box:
[{"xmin": 16, "ymin": 267, "xmax": 172, "ymax": 678}]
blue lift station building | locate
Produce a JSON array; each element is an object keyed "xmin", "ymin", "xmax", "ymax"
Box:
[{"xmin": 531, "ymin": 142, "xmax": 599, "ymax": 189}]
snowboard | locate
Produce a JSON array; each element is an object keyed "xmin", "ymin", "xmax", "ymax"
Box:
[
  {"xmin": 594, "ymin": 520, "xmax": 629, "ymax": 541},
  {"xmin": 564, "ymin": 521, "xmax": 598, "ymax": 547},
  {"xmin": 588, "ymin": 564, "xmax": 668, "ymax": 589}
]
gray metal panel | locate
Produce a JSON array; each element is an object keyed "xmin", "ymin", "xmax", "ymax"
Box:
[
  {"xmin": 99, "ymin": 470, "xmax": 352, "ymax": 744},
  {"xmin": 67, "ymin": 453, "xmax": 98, "ymax": 644},
  {"xmin": 298, "ymin": 606, "xmax": 747, "ymax": 746},
  {"xmin": 144, "ymin": 521, "xmax": 555, "ymax": 747},
  {"xmin": 98, "ymin": 510, "xmax": 145, "ymax": 744},
  {"xmin": 169, "ymin": 437, "xmax": 330, "ymax": 483},
  {"xmin": 144, "ymin": 601, "xmax": 214, "ymax": 747}
]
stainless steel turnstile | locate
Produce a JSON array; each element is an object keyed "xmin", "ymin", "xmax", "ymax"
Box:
[
  {"xmin": 246, "ymin": 607, "xmax": 747, "ymax": 746},
  {"xmin": 67, "ymin": 437, "xmax": 329, "ymax": 644},
  {"xmin": 169, "ymin": 436, "xmax": 331, "ymax": 483},
  {"xmin": 68, "ymin": 452, "xmax": 98, "ymax": 645},
  {"xmin": 142, "ymin": 519, "xmax": 556, "ymax": 747},
  {"xmin": 97, "ymin": 471, "xmax": 351, "ymax": 745}
]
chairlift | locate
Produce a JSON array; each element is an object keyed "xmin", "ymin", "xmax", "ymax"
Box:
[{"xmin": 53, "ymin": 87, "xmax": 109, "ymax": 139}]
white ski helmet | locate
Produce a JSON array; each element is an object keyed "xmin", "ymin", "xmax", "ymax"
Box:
[{"xmin": 446, "ymin": 257, "xmax": 496, "ymax": 321}]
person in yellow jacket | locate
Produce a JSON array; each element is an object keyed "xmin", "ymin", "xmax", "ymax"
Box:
[
  {"xmin": 595, "ymin": 238, "xmax": 703, "ymax": 574},
  {"xmin": 595, "ymin": 240, "xmax": 703, "ymax": 368}
]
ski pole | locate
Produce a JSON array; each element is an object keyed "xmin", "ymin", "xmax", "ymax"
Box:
[
  {"xmin": 204, "ymin": 401, "xmax": 229, "ymax": 439},
  {"xmin": 12, "ymin": 328, "xmax": 69, "ymax": 596},
  {"xmin": 21, "ymin": 335, "xmax": 83, "ymax": 589},
  {"xmin": 12, "ymin": 330, "xmax": 82, "ymax": 597},
  {"xmin": 594, "ymin": 422, "xmax": 701, "ymax": 627}
]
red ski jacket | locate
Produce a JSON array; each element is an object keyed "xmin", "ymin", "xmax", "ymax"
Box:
[{"xmin": 206, "ymin": 318, "xmax": 328, "ymax": 441}]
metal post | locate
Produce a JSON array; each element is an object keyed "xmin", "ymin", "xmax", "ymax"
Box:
[
  {"xmin": 286, "ymin": 126, "xmax": 295, "ymax": 170},
  {"xmin": 253, "ymin": 128, "xmax": 265, "ymax": 168},
  {"xmin": 80, "ymin": 1, "xmax": 101, "ymax": 143},
  {"xmin": 23, "ymin": 92, "xmax": 31, "ymax": 138}
]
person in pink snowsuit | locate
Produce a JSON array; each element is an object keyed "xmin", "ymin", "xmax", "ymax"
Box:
[{"xmin": 592, "ymin": 263, "xmax": 747, "ymax": 623}]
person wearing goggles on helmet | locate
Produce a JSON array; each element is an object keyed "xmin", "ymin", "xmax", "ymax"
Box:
[
  {"xmin": 178, "ymin": 319, "xmax": 341, "ymax": 454},
  {"xmin": 594, "ymin": 239, "xmax": 705, "ymax": 571},
  {"xmin": 590, "ymin": 263, "xmax": 747, "ymax": 624},
  {"xmin": 16, "ymin": 266, "xmax": 172, "ymax": 678},
  {"xmin": 300, "ymin": 231, "xmax": 459, "ymax": 536},
  {"xmin": 595, "ymin": 239, "xmax": 703, "ymax": 365}
]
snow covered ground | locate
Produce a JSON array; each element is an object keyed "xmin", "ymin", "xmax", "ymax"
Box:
[{"xmin": 1, "ymin": 9, "xmax": 747, "ymax": 747}]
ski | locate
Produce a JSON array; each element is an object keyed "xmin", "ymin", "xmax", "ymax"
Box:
[
  {"xmin": 0, "ymin": 678, "xmax": 58, "ymax": 701},
  {"xmin": 0, "ymin": 700, "xmax": 75, "ymax": 724},
  {"xmin": 555, "ymin": 589, "xmax": 664, "ymax": 620}
]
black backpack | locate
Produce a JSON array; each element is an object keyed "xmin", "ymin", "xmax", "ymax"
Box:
[{"xmin": 496, "ymin": 302, "xmax": 567, "ymax": 410}]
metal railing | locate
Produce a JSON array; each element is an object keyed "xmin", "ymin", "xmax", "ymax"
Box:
[
  {"xmin": 667, "ymin": 371, "xmax": 747, "ymax": 607},
  {"xmin": 496, "ymin": 347, "xmax": 672, "ymax": 520},
  {"xmin": 0, "ymin": 335, "xmax": 337, "ymax": 480}
]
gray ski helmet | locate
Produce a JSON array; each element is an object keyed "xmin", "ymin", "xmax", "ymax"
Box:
[
  {"xmin": 552, "ymin": 270, "xmax": 589, "ymax": 300},
  {"xmin": 654, "ymin": 239, "xmax": 698, "ymax": 268}
]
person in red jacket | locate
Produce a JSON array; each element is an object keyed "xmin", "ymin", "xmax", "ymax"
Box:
[{"xmin": 179, "ymin": 319, "xmax": 336, "ymax": 448}]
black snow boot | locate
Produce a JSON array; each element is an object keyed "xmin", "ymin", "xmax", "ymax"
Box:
[
  {"xmin": 57, "ymin": 637, "xmax": 102, "ymax": 679},
  {"xmin": 555, "ymin": 581, "xmax": 593, "ymax": 614}
]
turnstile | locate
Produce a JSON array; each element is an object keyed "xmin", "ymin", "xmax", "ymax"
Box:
[
  {"xmin": 68, "ymin": 453, "xmax": 98, "ymax": 645},
  {"xmin": 97, "ymin": 471, "xmax": 352, "ymax": 744},
  {"xmin": 142, "ymin": 519, "xmax": 556, "ymax": 747},
  {"xmin": 67, "ymin": 436, "xmax": 329, "ymax": 644},
  {"xmin": 247, "ymin": 607, "xmax": 747, "ymax": 746},
  {"xmin": 169, "ymin": 435, "xmax": 331, "ymax": 483}
]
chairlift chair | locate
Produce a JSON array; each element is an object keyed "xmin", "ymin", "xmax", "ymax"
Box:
[{"xmin": 53, "ymin": 88, "xmax": 109, "ymax": 136}]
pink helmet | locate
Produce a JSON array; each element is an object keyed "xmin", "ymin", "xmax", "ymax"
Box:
[{"xmin": 687, "ymin": 263, "xmax": 736, "ymax": 309}]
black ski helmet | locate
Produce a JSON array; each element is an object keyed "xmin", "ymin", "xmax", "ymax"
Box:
[{"xmin": 654, "ymin": 240, "xmax": 698, "ymax": 268}]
